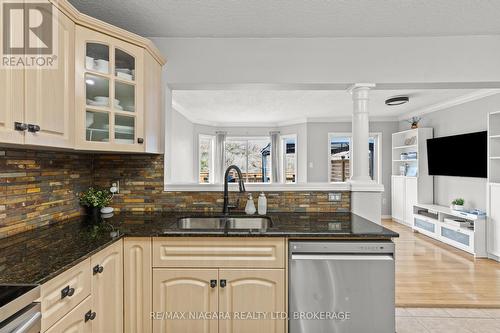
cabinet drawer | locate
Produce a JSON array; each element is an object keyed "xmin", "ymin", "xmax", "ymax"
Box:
[
  {"xmin": 41, "ymin": 258, "xmax": 91, "ymax": 331},
  {"xmin": 440, "ymin": 226, "xmax": 472, "ymax": 250},
  {"xmin": 153, "ymin": 237, "xmax": 285, "ymax": 268},
  {"xmin": 414, "ymin": 218, "xmax": 436, "ymax": 233},
  {"xmin": 45, "ymin": 296, "xmax": 92, "ymax": 333}
]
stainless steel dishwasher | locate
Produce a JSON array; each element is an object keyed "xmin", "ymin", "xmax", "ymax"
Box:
[{"xmin": 289, "ymin": 241, "xmax": 395, "ymax": 333}]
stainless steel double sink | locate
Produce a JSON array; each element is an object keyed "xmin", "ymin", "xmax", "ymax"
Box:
[{"xmin": 177, "ymin": 216, "xmax": 271, "ymax": 230}]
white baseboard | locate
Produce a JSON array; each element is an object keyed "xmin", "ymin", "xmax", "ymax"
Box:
[{"xmin": 381, "ymin": 215, "xmax": 392, "ymax": 220}]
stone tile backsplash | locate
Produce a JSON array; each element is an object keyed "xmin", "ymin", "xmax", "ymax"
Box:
[
  {"xmin": 0, "ymin": 148, "xmax": 93, "ymax": 238},
  {"xmin": 0, "ymin": 148, "xmax": 350, "ymax": 238}
]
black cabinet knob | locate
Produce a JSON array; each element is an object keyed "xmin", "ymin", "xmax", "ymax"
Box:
[
  {"xmin": 61, "ymin": 285, "xmax": 75, "ymax": 299},
  {"xmin": 85, "ymin": 310, "xmax": 97, "ymax": 322},
  {"xmin": 137, "ymin": 137, "xmax": 144, "ymax": 144},
  {"xmin": 14, "ymin": 122, "xmax": 27, "ymax": 131},
  {"xmin": 210, "ymin": 279, "xmax": 217, "ymax": 288},
  {"xmin": 92, "ymin": 264, "xmax": 104, "ymax": 275},
  {"xmin": 27, "ymin": 124, "xmax": 40, "ymax": 133},
  {"xmin": 220, "ymin": 279, "xmax": 227, "ymax": 288}
]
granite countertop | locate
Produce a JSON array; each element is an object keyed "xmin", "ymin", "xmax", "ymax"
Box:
[{"xmin": 0, "ymin": 211, "xmax": 398, "ymax": 285}]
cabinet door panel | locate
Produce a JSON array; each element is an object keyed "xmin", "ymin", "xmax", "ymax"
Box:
[
  {"xmin": 391, "ymin": 176, "xmax": 405, "ymax": 223},
  {"xmin": 25, "ymin": 4, "xmax": 74, "ymax": 148},
  {"xmin": 91, "ymin": 240, "xmax": 123, "ymax": 333},
  {"xmin": 41, "ymin": 259, "xmax": 91, "ymax": 332},
  {"xmin": 45, "ymin": 296, "xmax": 92, "ymax": 333},
  {"xmin": 404, "ymin": 177, "xmax": 418, "ymax": 225},
  {"xmin": 489, "ymin": 185, "xmax": 500, "ymax": 257},
  {"xmin": 219, "ymin": 269, "xmax": 285, "ymax": 333},
  {"xmin": 152, "ymin": 269, "xmax": 218, "ymax": 333},
  {"xmin": 124, "ymin": 238, "xmax": 152, "ymax": 333},
  {"xmin": 0, "ymin": 64, "xmax": 24, "ymax": 144}
]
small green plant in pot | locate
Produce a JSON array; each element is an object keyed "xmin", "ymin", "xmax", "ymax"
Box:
[
  {"xmin": 79, "ymin": 187, "xmax": 113, "ymax": 219},
  {"xmin": 451, "ymin": 198, "xmax": 465, "ymax": 211}
]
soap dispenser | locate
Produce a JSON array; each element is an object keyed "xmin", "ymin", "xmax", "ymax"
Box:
[
  {"xmin": 258, "ymin": 192, "xmax": 267, "ymax": 215},
  {"xmin": 245, "ymin": 193, "xmax": 256, "ymax": 215}
]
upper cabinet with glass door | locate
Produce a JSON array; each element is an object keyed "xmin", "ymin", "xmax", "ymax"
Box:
[{"xmin": 75, "ymin": 26, "xmax": 145, "ymax": 152}]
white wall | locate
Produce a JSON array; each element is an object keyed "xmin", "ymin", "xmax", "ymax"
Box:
[
  {"xmin": 306, "ymin": 121, "xmax": 399, "ymax": 216},
  {"xmin": 170, "ymin": 108, "xmax": 195, "ymax": 183},
  {"xmin": 399, "ymin": 93, "xmax": 500, "ymax": 211},
  {"xmin": 151, "ymin": 36, "xmax": 500, "ymax": 86}
]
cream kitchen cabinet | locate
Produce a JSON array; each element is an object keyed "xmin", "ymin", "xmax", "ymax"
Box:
[
  {"xmin": 90, "ymin": 239, "xmax": 123, "ymax": 333},
  {"xmin": 41, "ymin": 240, "xmax": 123, "ymax": 333},
  {"xmin": 45, "ymin": 296, "xmax": 93, "ymax": 333},
  {"xmin": 124, "ymin": 238, "xmax": 152, "ymax": 333},
  {"xmin": 152, "ymin": 269, "xmax": 219, "ymax": 333},
  {"xmin": 0, "ymin": 0, "xmax": 165, "ymax": 152},
  {"xmin": 0, "ymin": 1, "xmax": 75, "ymax": 148},
  {"xmin": 218, "ymin": 269, "xmax": 285, "ymax": 333},
  {"xmin": 150, "ymin": 237, "xmax": 286, "ymax": 333},
  {"xmin": 75, "ymin": 25, "xmax": 144, "ymax": 152}
]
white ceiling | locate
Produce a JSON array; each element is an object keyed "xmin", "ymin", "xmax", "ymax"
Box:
[
  {"xmin": 69, "ymin": 0, "xmax": 500, "ymax": 38},
  {"xmin": 172, "ymin": 89, "xmax": 487, "ymax": 126}
]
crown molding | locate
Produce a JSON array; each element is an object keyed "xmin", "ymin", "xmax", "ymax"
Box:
[
  {"xmin": 397, "ymin": 89, "xmax": 500, "ymax": 121},
  {"xmin": 49, "ymin": 0, "xmax": 166, "ymax": 65}
]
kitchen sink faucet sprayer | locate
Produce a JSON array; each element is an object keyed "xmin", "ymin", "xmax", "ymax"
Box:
[{"xmin": 222, "ymin": 165, "xmax": 246, "ymax": 215}]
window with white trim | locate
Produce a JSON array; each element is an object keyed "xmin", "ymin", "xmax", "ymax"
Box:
[
  {"xmin": 198, "ymin": 135, "xmax": 214, "ymax": 183},
  {"xmin": 224, "ymin": 137, "xmax": 271, "ymax": 183},
  {"xmin": 328, "ymin": 133, "xmax": 381, "ymax": 183},
  {"xmin": 197, "ymin": 133, "xmax": 298, "ymax": 184},
  {"xmin": 282, "ymin": 135, "xmax": 297, "ymax": 183}
]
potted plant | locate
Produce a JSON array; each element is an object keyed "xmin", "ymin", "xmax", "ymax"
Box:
[
  {"xmin": 79, "ymin": 187, "xmax": 113, "ymax": 220},
  {"xmin": 451, "ymin": 198, "xmax": 465, "ymax": 211}
]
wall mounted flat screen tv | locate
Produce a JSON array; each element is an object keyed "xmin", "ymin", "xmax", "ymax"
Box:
[{"xmin": 427, "ymin": 131, "xmax": 487, "ymax": 178}]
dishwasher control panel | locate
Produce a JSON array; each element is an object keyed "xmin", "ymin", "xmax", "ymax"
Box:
[{"xmin": 290, "ymin": 241, "xmax": 395, "ymax": 254}]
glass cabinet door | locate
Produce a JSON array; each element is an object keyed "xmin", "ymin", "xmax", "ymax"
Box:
[{"xmin": 82, "ymin": 29, "xmax": 142, "ymax": 150}]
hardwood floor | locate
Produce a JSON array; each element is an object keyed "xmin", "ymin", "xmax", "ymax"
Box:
[{"xmin": 383, "ymin": 220, "xmax": 500, "ymax": 308}]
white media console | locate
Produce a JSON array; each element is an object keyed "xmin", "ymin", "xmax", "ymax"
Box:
[{"xmin": 412, "ymin": 203, "xmax": 487, "ymax": 257}]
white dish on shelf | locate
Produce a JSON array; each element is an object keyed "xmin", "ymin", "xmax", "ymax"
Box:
[
  {"xmin": 94, "ymin": 96, "xmax": 109, "ymax": 102},
  {"xmin": 88, "ymin": 101, "xmax": 109, "ymax": 107},
  {"xmin": 94, "ymin": 59, "xmax": 109, "ymax": 73},
  {"xmin": 114, "ymin": 104, "xmax": 123, "ymax": 110},
  {"xmin": 86, "ymin": 56, "xmax": 95, "ymax": 70},
  {"xmin": 122, "ymin": 105, "xmax": 135, "ymax": 112},
  {"xmin": 116, "ymin": 71, "xmax": 133, "ymax": 80},
  {"xmin": 116, "ymin": 68, "xmax": 132, "ymax": 74},
  {"xmin": 103, "ymin": 124, "xmax": 134, "ymax": 134}
]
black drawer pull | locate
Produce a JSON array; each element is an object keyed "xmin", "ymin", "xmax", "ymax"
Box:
[
  {"xmin": 210, "ymin": 279, "xmax": 217, "ymax": 288},
  {"xmin": 14, "ymin": 122, "xmax": 27, "ymax": 131},
  {"xmin": 61, "ymin": 285, "xmax": 75, "ymax": 299},
  {"xmin": 137, "ymin": 137, "xmax": 144, "ymax": 144},
  {"xmin": 27, "ymin": 124, "xmax": 40, "ymax": 133},
  {"xmin": 220, "ymin": 279, "xmax": 227, "ymax": 288},
  {"xmin": 93, "ymin": 264, "xmax": 104, "ymax": 275},
  {"xmin": 84, "ymin": 310, "xmax": 96, "ymax": 322}
]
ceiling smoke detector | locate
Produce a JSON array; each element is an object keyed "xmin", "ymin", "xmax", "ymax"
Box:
[{"xmin": 385, "ymin": 96, "xmax": 409, "ymax": 106}]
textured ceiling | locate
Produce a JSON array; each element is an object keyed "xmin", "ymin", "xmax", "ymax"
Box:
[
  {"xmin": 69, "ymin": 0, "xmax": 500, "ymax": 38},
  {"xmin": 172, "ymin": 89, "xmax": 481, "ymax": 125}
]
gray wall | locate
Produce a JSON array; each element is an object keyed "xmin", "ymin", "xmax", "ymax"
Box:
[
  {"xmin": 307, "ymin": 121, "xmax": 399, "ymax": 216},
  {"xmin": 399, "ymin": 93, "xmax": 500, "ymax": 211}
]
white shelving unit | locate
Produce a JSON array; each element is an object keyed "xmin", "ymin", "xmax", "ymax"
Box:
[
  {"xmin": 391, "ymin": 128, "xmax": 434, "ymax": 226},
  {"xmin": 488, "ymin": 111, "xmax": 500, "ymax": 260},
  {"xmin": 412, "ymin": 204, "xmax": 487, "ymax": 257}
]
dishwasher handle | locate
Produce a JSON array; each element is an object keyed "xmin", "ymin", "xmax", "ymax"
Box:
[{"xmin": 291, "ymin": 254, "xmax": 393, "ymax": 261}]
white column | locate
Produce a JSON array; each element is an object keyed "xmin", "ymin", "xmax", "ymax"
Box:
[{"xmin": 349, "ymin": 83, "xmax": 375, "ymax": 182}]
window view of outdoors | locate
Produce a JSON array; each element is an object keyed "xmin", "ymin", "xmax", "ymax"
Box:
[
  {"xmin": 199, "ymin": 137, "xmax": 212, "ymax": 183},
  {"xmin": 330, "ymin": 136, "xmax": 375, "ymax": 182},
  {"xmin": 330, "ymin": 136, "xmax": 351, "ymax": 182},
  {"xmin": 225, "ymin": 138, "xmax": 271, "ymax": 183},
  {"xmin": 284, "ymin": 137, "xmax": 296, "ymax": 183}
]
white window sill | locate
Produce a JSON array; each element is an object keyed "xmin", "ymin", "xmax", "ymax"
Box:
[{"xmin": 163, "ymin": 182, "xmax": 383, "ymax": 192}]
